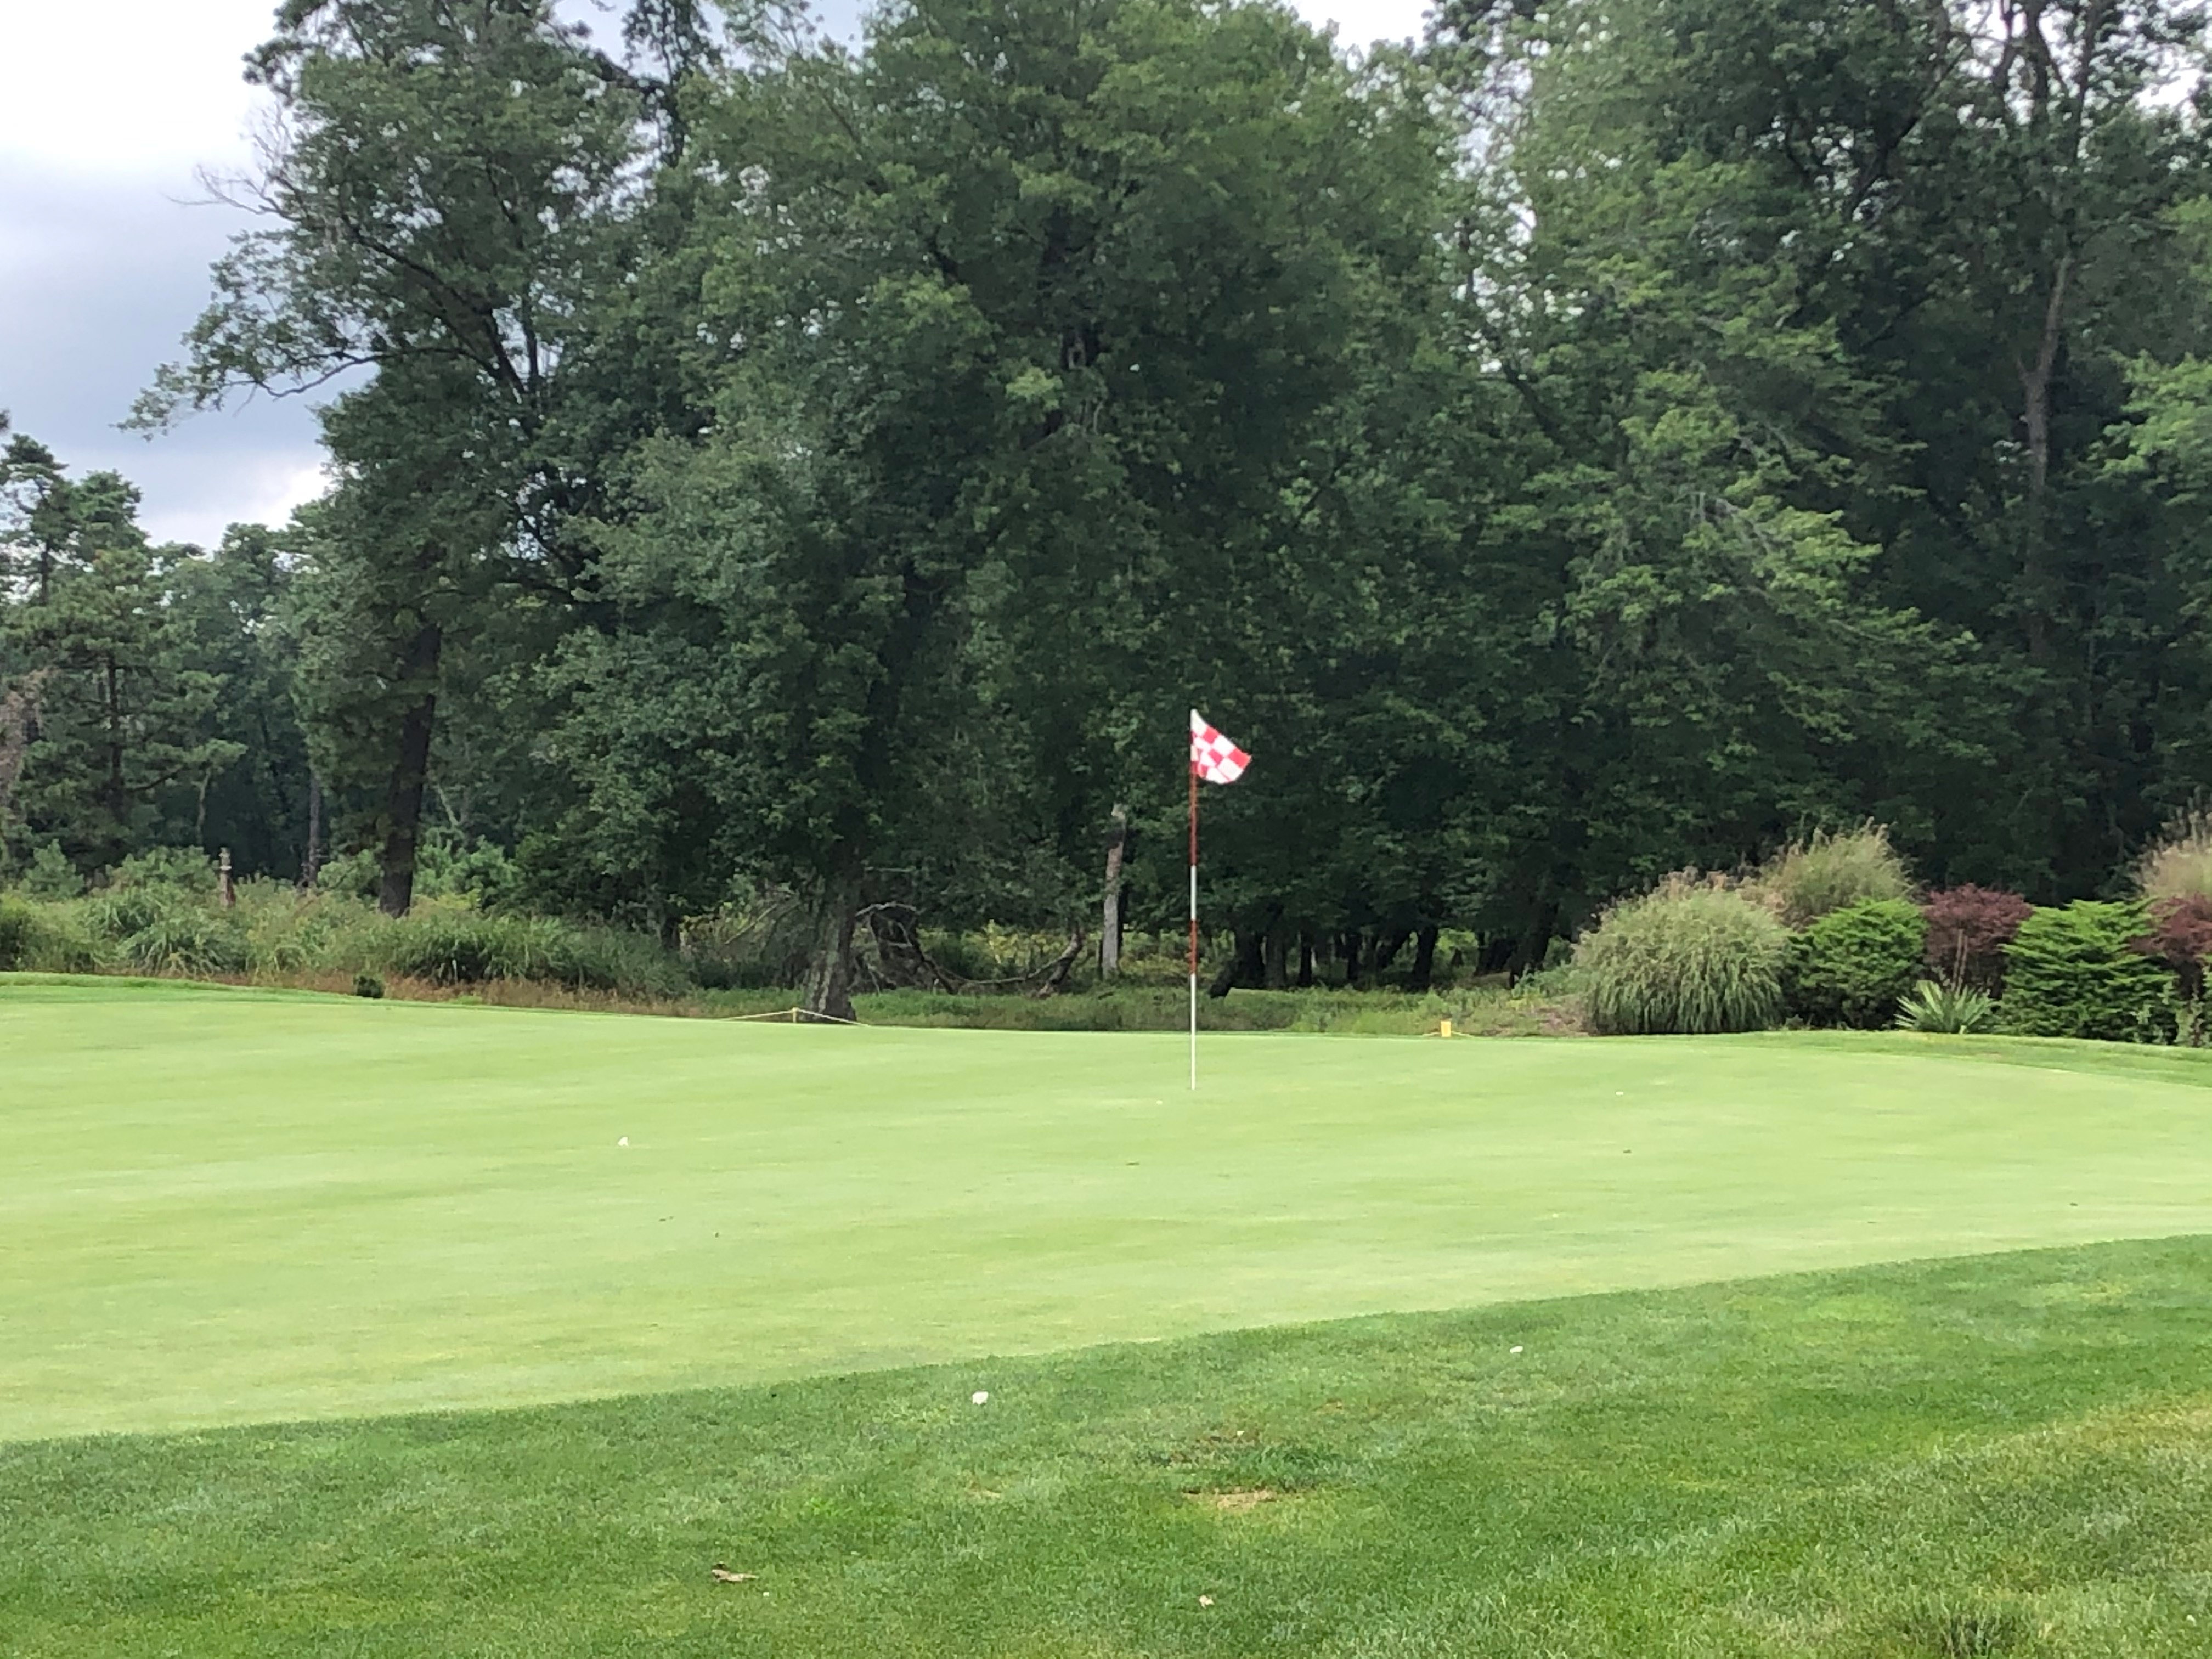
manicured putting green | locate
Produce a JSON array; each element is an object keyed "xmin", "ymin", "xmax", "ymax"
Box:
[{"xmin": 7, "ymin": 977, "xmax": 2212, "ymax": 1440}]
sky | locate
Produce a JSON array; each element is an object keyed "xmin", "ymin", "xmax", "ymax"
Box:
[{"xmin": 0, "ymin": 0, "xmax": 1432, "ymax": 548}]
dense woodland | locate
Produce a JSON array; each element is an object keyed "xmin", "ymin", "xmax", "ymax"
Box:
[{"xmin": 11, "ymin": 0, "xmax": 2212, "ymax": 1015}]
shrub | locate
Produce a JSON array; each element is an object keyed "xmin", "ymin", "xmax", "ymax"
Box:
[
  {"xmin": 1785, "ymin": 899, "xmax": 1928, "ymax": 1028},
  {"xmin": 119, "ymin": 909, "xmax": 249, "ymax": 977},
  {"xmin": 353, "ymin": 971, "xmax": 386, "ymax": 1000},
  {"xmin": 377, "ymin": 912, "xmax": 538, "ymax": 986},
  {"xmin": 81, "ymin": 887, "xmax": 178, "ymax": 944},
  {"xmin": 1575, "ymin": 877, "xmax": 1788, "ymax": 1035},
  {"xmin": 2001, "ymin": 901, "xmax": 2173, "ymax": 1041},
  {"xmin": 1749, "ymin": 823, "xmax": 1912, "ymax": 927},
  {"xmin": 0, "ymin": 895, "xmax": 49, "ymax": 970},
  {"xmin": 239, "ymin": 887, "xmax": 382, "ymax": 977},
  {"xmin": 110, "ymin": 846, "xmax": 219, "ymax": 893},
  {"xmin": 2142, "ymin": 891, "xmax": 2212, "ymax": 999},
  {"xmin": 0, "ymin": 896, "xmax": 96, "ymax": 972},
  {"xmin": 377, "ymin": 912, "xmax": 687, "ymax": 998},
  {"xmin": 1920, "ymin": 885, "xmax": 2032, "ymax": 991},
  {"xmin": 1893, "ymin": 979, "xmax": 1997, "ymax": 1034}
]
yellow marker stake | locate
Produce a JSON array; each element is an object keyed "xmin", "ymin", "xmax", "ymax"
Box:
[{"xmin": 1438, "ymin": 1019, "xmax": 1452, "ymax": 1040}]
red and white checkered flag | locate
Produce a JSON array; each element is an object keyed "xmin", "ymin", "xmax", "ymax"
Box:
[{"xmin": 1190, "ymin": 710, "xmax": 1251, "ymax": 784}]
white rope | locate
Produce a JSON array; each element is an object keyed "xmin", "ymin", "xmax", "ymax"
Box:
[{"xmin": 725, "ymin": 1006, "xmax": 865, "ymax": 1025}]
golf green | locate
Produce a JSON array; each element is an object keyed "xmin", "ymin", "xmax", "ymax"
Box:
[{"xmin": 7, "ymin": 977, "xmax": 2212, "ymax": 1441}]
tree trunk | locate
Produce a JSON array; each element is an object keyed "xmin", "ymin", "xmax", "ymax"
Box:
[
  {"xmin": 1339, "ymin": 929, "xmax": 1362, "ymax": 986},
  {"xmin": 301, "ymin": 774, "xmax": 324, "ymax": 889},
  {"xmin": 1371, "ymin": 929, "xmax": 1409, "ymax": 980},
  {"xmin": 1209, "ymin": 927, "xmax": 1264, "ymax": 999},
  {"xmin": 2018, "ymin": 255, "xmax": 2071, "ymax": 662},
  {"xmin": 1296, "ymin": 932, "xmax": 1315, "ymax": 988},
  {"xmin": 0, "ymin": 669, "xmax": 52, "ymax": 831},
  {"xmin": 1508, "ymin": 898, "xmax": 1560, "ymax": 983},
  {"xmin": 1408, "ymin": 924, "xmax": 1440, "ymax": 991},
  {"xmin": 802, "ymin": 854, "xmax": 864, "ymax": 1021},
  {"xmin": 103, "ymin": 654, "xmax": 126, "ymax": 835},
  {"xmin": 1030, "ymin": 926, "xmax": 1085, "ymax": 999},
  {"xmin": 1099, "ymin": 804, "xmax": 1127, "ymax": 978},
  {"xmin": 1262, "ymin": 922, "xmax": 1290, "ymax": 990},
  {"xmin": 376, "ymin": 624, "xmax": 442, "ymax": 918}
]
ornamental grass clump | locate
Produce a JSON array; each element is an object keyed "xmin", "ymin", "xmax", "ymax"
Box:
[
  {"xmin": 1576, "ymin": 876, "xmax": 1788, "ymax": 1035},
  {"xmin": 1749, "ymin": 823, "xmax": 1912, "ymax": 927},
  {"xmin": 2136, "ymin": 810, "xmax": 2212, "ymax": 906},
  {"xmin": 2133, "ymin": 814, "xmax": 2212, "ymax": 1001}
]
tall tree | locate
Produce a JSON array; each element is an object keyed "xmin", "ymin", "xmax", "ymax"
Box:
[
  {"xmin": 545, "ymin": 0, "xmax": 1455, "ymax": 1014},
  {"xmin": 138, "ymin": 0, "xmax": 670, "ymax": 912}
]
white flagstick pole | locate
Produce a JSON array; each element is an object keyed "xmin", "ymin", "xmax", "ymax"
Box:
[{"xmin": 1188, "ymin": 757, "xmax": 1199, "ymax": 1091}]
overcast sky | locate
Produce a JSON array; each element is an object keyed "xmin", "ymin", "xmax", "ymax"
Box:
[{"xmin": 0, "ymin": 0, "xmax": 1431, "ymax": 548}]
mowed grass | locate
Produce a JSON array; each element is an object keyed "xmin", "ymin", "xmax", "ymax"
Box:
[
  {"xmin": 6, "ymin": 1239, "xmax": 2212, "ymax": 1656},
  {"xmin": 9, "ymin": 977, "xmax": 2212, "ymax": 1439}
]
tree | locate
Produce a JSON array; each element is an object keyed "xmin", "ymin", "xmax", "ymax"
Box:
[
  {"xmin": 139, "ymin": 0, "xmax": 670, "ymax": 912},
  {"xmin": 0, "ymin": 453, "xmax": 241, "ymax": 871},
  {"xmin": 164, "ymin": 524, "xmax": 316, "ymax": 878},
  {"xmin": 542, "ymin": 0, "xmax": 1458, "ymax": 1015}
]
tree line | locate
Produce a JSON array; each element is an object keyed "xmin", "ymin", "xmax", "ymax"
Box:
[{"xmin": 11, "ymin": 0, "xmax": 2212, "ymax": 1016}]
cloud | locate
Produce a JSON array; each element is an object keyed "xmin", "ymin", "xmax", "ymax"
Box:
[{"xmin": 0, "ymin": 0, "xmax": 321, "ymax": 546}]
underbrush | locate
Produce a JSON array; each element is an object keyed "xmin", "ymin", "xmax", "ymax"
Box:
[
  {"xmin": 0, "ymin": 882, "xmax": 689, "ymax": 1001},
  {"xmin": 0, "ymin": 880, "xmax": 1583, "ymax": 1034},
  {"xmin": 819, "ymin": 984, "xmax": 1574, "ymax": 1035}
]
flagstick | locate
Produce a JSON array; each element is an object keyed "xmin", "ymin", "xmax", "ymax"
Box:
[{"xmin": 1188, "ymin": 759, "xmax": 1199, "ymax": 1091}]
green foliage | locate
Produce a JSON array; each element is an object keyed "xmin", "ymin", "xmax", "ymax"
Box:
[
  {"xmin": 1893, "ymin": 979, "xmax": 1997, "ymax": 1035},
  {"xmin": 2001, "ymin": 902, "xmax": 2174, "ymax": 1042},
  {"xmin": 680, "ymin": 893, "xmax": 815, "ymax": 991},
  {"xmin": 1576, "ymin": 878, "xmax": 1788, "ymax": 1035},
  {"xmin": 0, "ymin": 894, "xmax": 49, "ymax": 970},
  {"xmin": 1786, "ymin": 899, "xmax": 1928, "ymax": 1029},
  {"xmin": 1751, "ymin": 827, "xmax": 1914, "ymax": 929},
  {"xmin": 315, "ymin": 837, "xmax": 516, "ymax": 909},
  {"xmin": 77, "ymin": 883, "xmax": 249, "ymax": 977},
  {"xmin": 18, "ymin": 841, "xmax": 82, "ymax": 899},
  {"xmin": 0, "ymin": 894, "xmax": 92, "ymax": 972},
  {"xmin": 80, "ymin": 887, "xmax": 175, "ymax": 945},
  {"xmin": 375, "ymin": 910, "xmax": 687, "ymax": 998},
  {"xmin": 110, "ymin": 845, "xmax": 217, "ymax": 892},
  {"xmin": 118, "ymin": 909, "xmax": 249, "ymax": 978},
  {"xmin": 29, "ymin": 0, "xmax": 2212, "ymax": 984}
]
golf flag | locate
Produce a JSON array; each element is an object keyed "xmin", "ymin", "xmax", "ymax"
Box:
[
  {"xmin": 1187, "ymin": 710, "xmax": 1249, "ymax": 1091},
  {"xmin": 1190, "ymin": 710, "xmax": 1251, "ymax": 784}
]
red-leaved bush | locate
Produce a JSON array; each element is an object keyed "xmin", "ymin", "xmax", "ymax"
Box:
[
  {"xmin": 1921, "ymin": 885, "xmax": 2032, "ymax": 990},
  {"xmin": 2143, "ymin": 892, "xmax": 2212, "ymax": 998}
]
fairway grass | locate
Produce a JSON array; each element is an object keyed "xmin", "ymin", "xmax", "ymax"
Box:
[
  {"xmin": 6, "ymin": 1239, "xmax": 2211, "ymax": 1656},
  {"xmin": 7, "ymin": 978, "xmax": 2212, "ymax": 1438}
]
